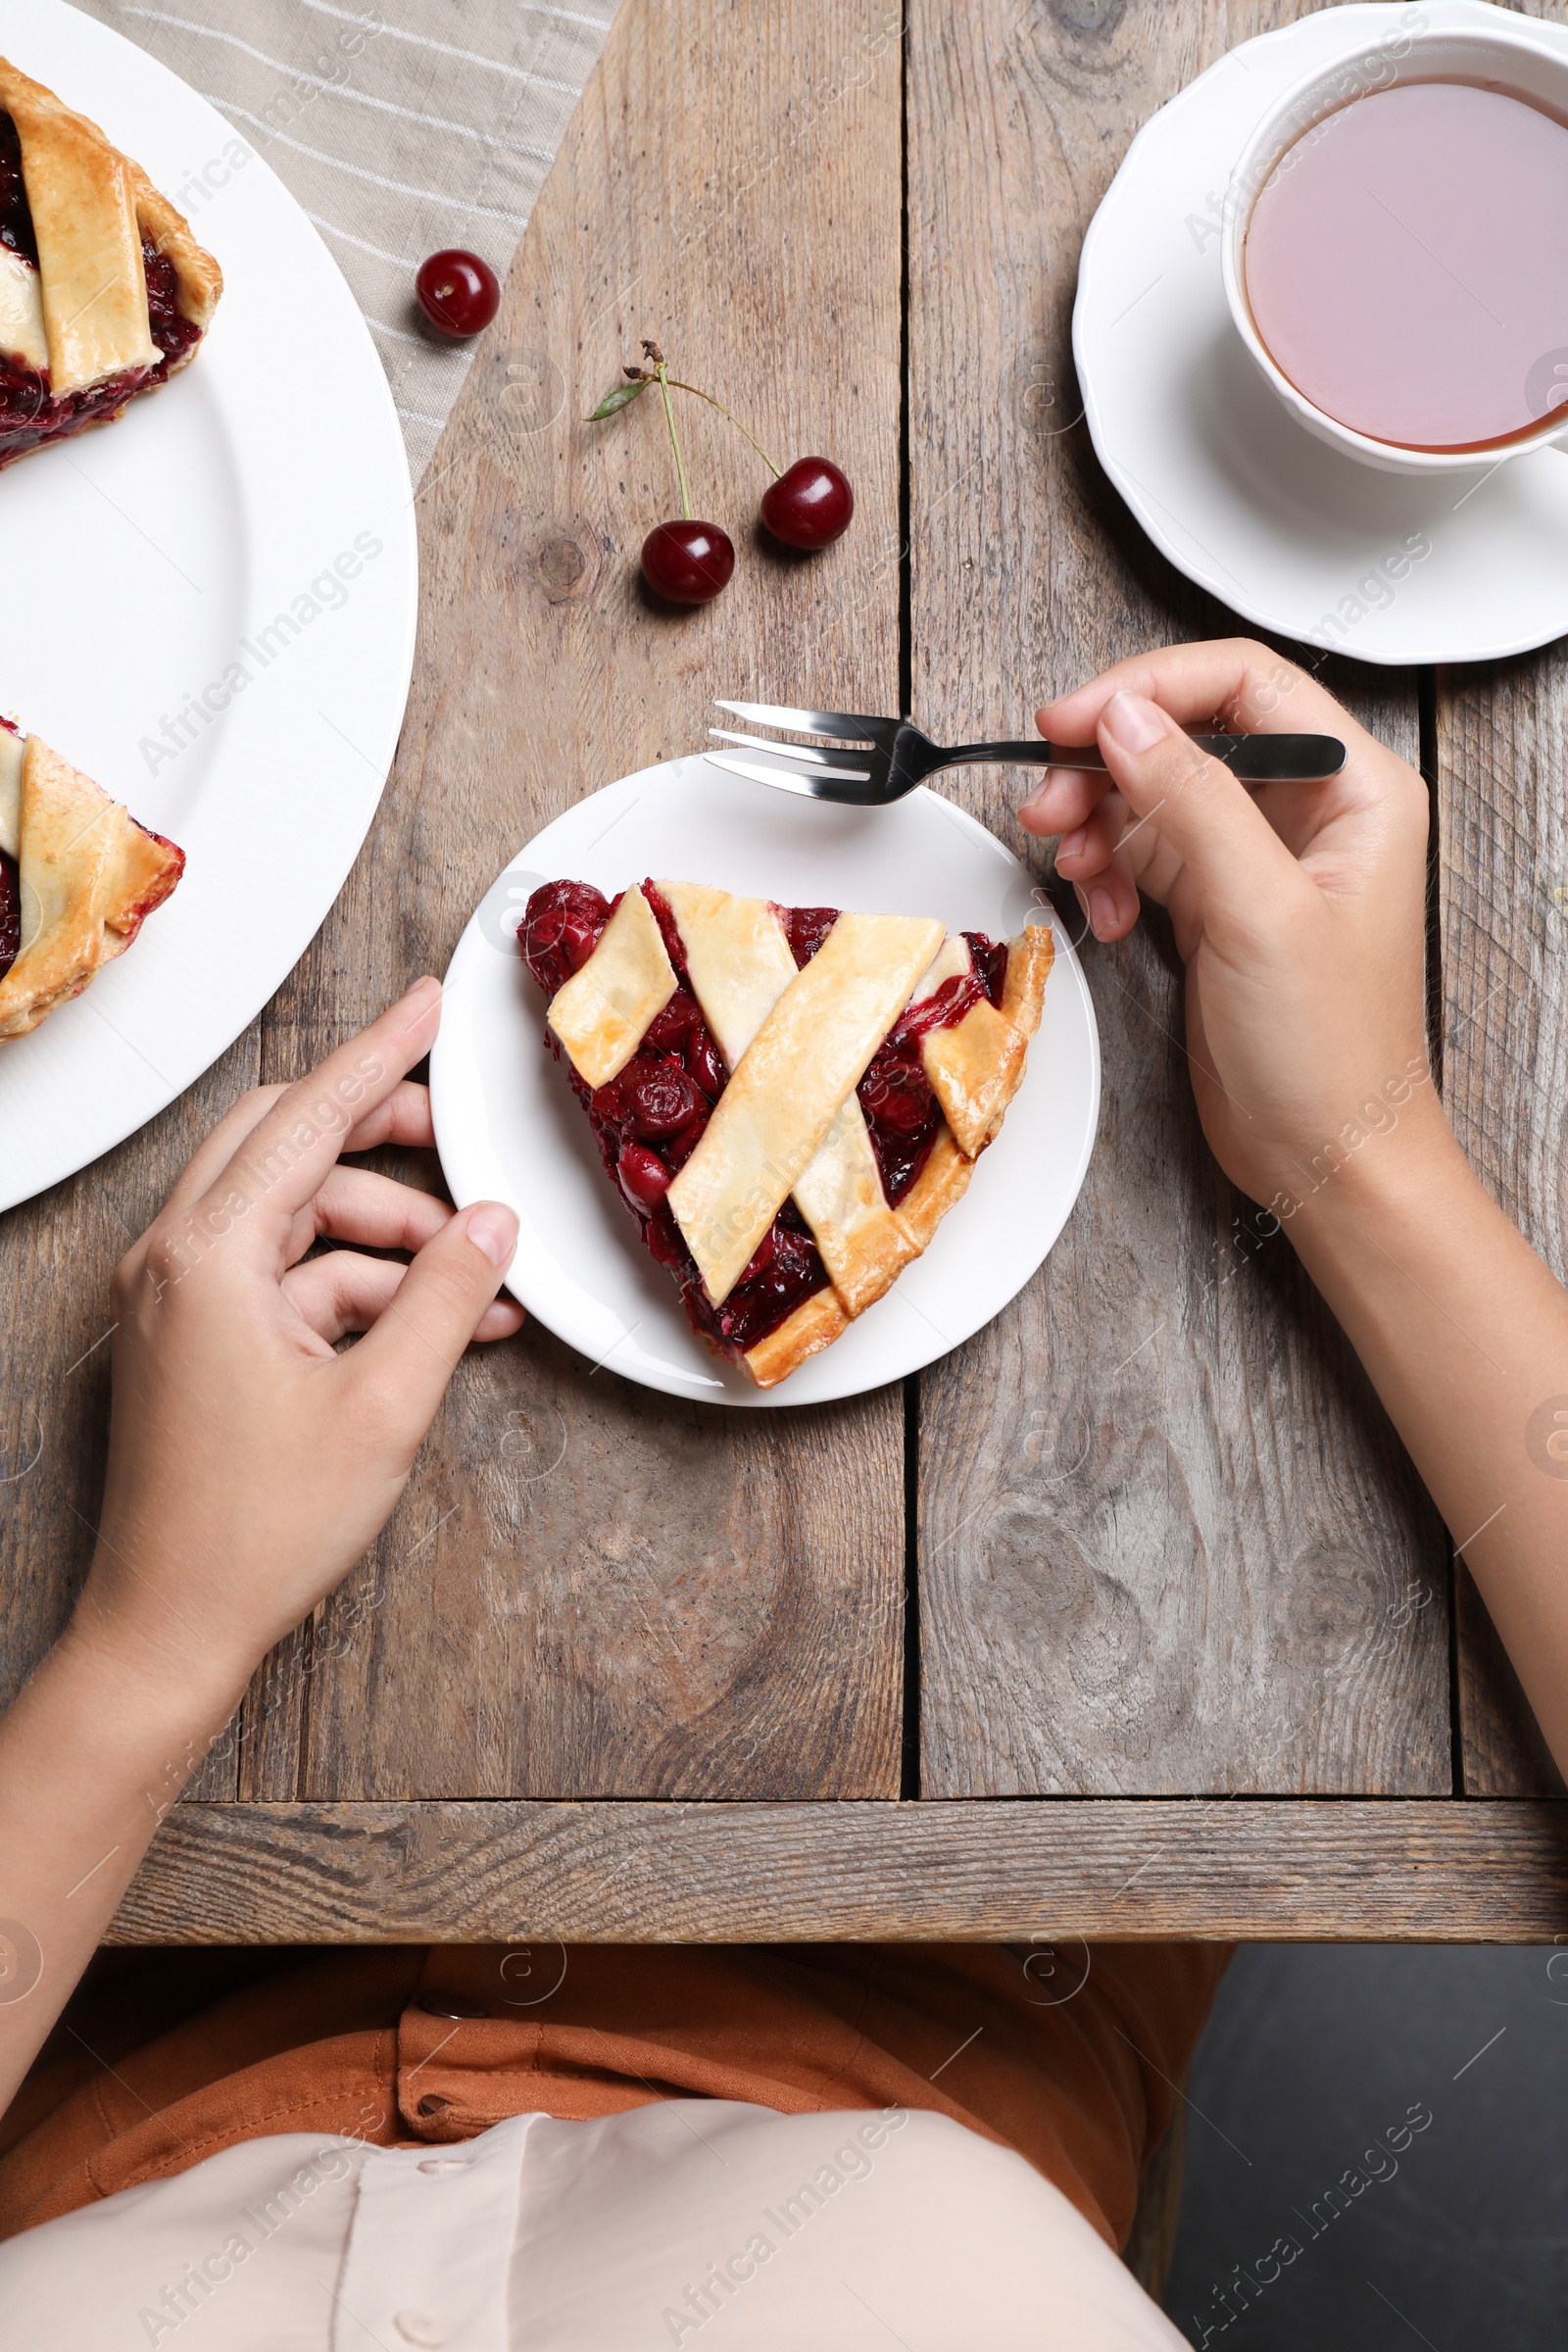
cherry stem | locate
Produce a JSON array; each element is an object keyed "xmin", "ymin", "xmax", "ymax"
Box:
[
  {"xmin": 663, "ymin": 377, "xmax": 783, "ymax": 478},
  {"xmin": 653, "ymin": 361, "xmax": 693, "ymax": 522}
]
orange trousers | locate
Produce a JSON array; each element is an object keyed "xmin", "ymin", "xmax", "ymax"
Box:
[{"xmin": 0, "ymin": 1941, "xmax": 1231, "ymax": 2252}]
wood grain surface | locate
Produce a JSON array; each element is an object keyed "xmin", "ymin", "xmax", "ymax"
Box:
[
  {"xmin": 118, "ymin": 1797, "xmax": 1568, "ymax": 1942},
  {"xmin": 1429, "ymin": 1, "xmax": 1568, "ymax": 1797},
  {"xmin": 5, "ymin": 0, "xmax": 1565, "ymax": 1937},
  {"xmin": 905, "ymin": 0, "xmax": 1450, "ymax": 1794},
  {"xmin": 1439, "ymin": 648, "xmax": 1568, "ymax": 1797}
]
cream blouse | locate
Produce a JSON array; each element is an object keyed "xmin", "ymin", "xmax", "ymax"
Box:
[{"xmin": 0, "ymin": 2099, "xmax": 1187, "ymax": 2349}]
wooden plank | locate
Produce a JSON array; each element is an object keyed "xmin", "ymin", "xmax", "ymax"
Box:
[
  {"xmin": 224, "ymin": 0, "xmax": 909, "ymax": 1803},
  {"xmin": 905, "ymin": 0, "xmax": 1450, "ymax": 1794},
  {"xmin": 1440, "ymin": 648, "xmax": 1568, "ymax": 1796},
  {"xmin": 118, "ymin": 1796, "xmax": 1568, "ymax": 1943},
  {"xmin": 1430, "ymin": 0, "xmax": 1568, "ymax": 1802}
]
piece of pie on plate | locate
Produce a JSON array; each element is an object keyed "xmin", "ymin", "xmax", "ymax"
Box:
[
  {"xmin": 521, "ymin": 877, "xmax": 1053, "ymax": 1387},
  {"xmin": 0, "ymin": 56, "xmax": 221, "ymax": 470},
  {"xmin": 0, "ymin": 716, "xmax": 184, "ymax": 1039}
]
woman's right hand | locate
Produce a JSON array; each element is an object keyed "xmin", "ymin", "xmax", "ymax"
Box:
[
  {"xmin": 75, "ymin": 979, "xmax": 523, "ymax": 1724},
  {"xmin": 1018, "ymin": 639, "xmax": 1452, "ymax": 1222}
]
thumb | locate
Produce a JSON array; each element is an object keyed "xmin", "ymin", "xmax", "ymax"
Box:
[
  {"xmin": 348, "ymin": 1201, "xmax": 518, "ymax": 1440},
  {"xmin": 1097, "ymin": 690, "xmax": 1302, "ymax": 912}
]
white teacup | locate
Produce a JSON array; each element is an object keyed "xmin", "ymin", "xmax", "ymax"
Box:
[{"xmin": 1221, "ymin": 3, "xmax": 1568, "ymax": 475}]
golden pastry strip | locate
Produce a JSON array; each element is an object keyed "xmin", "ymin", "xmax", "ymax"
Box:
[
  {"xmin": 791, "ymin": 1093, "xmax": 916, "ymax": 1315},
  {"xmin": 7, "ymin": 87, "xmax": 159, "ymax": 392},
  {"xmin": 655, "ymin": 879, "xmax": 795, "ymax": 1066},
  {"xmin": 658, "ymin": 879, "xmax": 910, "ymax": 1310},
  {"xmin": 547, "ymin": 883, "xmax": 676, "ymax": 1089},
  {"xmin": 921, "ymin": 929, "xmax": 1055, "ymax": 1154},
  {"xmin": 668, "ymin": 909, "xmax": 945, "ymax": 1303}
]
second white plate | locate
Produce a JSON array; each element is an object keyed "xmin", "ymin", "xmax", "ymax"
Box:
[{"xmin": 430, "ymin": 760, "xmax": 1100, "ymax": 1407}]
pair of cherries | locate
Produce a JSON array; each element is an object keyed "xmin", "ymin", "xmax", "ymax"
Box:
[
  {"xmin": 592, "ymin": 343, "xmax": 854, "ymax": 606},
  {"xmin": 412, "ymin": 277, "xmax": 856, "ymax": 606},
  {"xmin": 642, "ymin": 454, "xmax": 854, "ymax": 604}
]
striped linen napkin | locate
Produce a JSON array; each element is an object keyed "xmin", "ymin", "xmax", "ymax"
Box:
[{"xmin": 68, "ymin": 0, "xmax": 618, "ymax": 478}]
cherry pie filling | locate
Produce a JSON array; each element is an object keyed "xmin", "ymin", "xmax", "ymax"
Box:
[
  {"xmin": 0, "ymin": 111, "xmax": 202, "ymax": 459},
  {"xmin": 522, "ymin": 878, "xmax": 1009, "ymax": 1358}
]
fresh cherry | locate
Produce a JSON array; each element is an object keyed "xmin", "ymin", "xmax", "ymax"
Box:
[
  {"xmin": 641, "ymin": 519, "xmax": 734, "ymax": 605},
  {"xmin": 415, "ymin": 249, "xmax": 500, "ymax": 339},
  {"xmin": 617, "ymin": 1142, "xmax": 671, "ymax": 1213},
  {"xmin": 590, "ymin": 344, "xmax": 856, "ymax": 587},
  {"xmin": 760, "ymin": 457, "xmax": 855, "ymax": 551}
]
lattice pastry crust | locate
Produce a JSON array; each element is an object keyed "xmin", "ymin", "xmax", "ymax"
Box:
[{"xmin": 540, "ymin": 878, "xmax": 1053, "ymax": 1388}]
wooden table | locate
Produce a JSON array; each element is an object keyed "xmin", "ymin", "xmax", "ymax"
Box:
[{"xmin": 8, "ymin": 0, "xmax": 1568, "ymax": 1945}]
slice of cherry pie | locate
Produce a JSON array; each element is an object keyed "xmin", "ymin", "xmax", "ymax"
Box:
[
  {"xmin": 0, "ymin": 56, "xmax": 221, "ymax": 470},
  {"xmin": 522, "ymin": 877, "xmax": 1053, "ymax": 1387},
  {"xmin": 0, "ymin": 714, "xmax": 184, "ymax": 1038}
]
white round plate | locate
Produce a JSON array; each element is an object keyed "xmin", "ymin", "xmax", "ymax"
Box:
[
  {"xmin": 0, "ymin": 0, "xmax": 416, "ymax": 1210},
  {"xmin": 430, "ymin": 761, "xmax": 1101, "ymax": 1407},
  {"xmin": 1074, "ymin": 0, "xmax": 1568, "ymax": 666}
]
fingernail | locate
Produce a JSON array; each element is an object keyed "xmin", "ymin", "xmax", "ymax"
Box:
[
  {"xmin": 1101, "ymin": 690, "xmax": 1169, "ymax": 756},
  {"xmin": 1090, "ymin": 890, "xmax": 1117, "ymax": 937},
  {"xmin": 397, "ymin": 975, "xmax": 442, "ymax": 1012},
  {"xmin": 1059, "ymin": 825, "xmax": 1087, "ymax": 860},
  {"xmin": 467, "ymin": 1204, "xmax": 518, "ymax": 1268}
]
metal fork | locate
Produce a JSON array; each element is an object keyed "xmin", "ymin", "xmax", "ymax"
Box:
[{"xmin": 705, "ymin": 700, "xmax": 1347, "ymax": 807}]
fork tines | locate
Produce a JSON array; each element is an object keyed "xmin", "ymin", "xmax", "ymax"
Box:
[
  {"xmin": 706, "ymin": 698, "xmax": 884, "ymax": 787},
  {"xmin": 713, "ymin": 699, "xmax": 889, "ymax": 743},
  {"xmin": 707, "ymin": 727, "xmax": 871, "ymax": 782}
]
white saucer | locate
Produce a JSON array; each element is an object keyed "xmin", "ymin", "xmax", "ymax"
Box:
[
  {"xmin": 429, "ymin": 760, "xmax": 1100, "ymax": 1408},
  {"xmin": 1074, "ymin": 0, "xmax": 1568, "ymax": 665}
]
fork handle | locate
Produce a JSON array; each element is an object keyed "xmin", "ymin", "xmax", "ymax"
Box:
[
  {"xmin": 935, "ymin": 740, "xmax": 1061, "ymax": 768},
  {"xmin": 934, "ymin": 735, "xmax": 1348, "ymax": 784}
]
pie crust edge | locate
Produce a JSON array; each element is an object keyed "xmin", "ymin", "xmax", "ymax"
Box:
[{"xmin": 738, "ymin": 925, "xmax": 1053, "ymax": 1388}]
